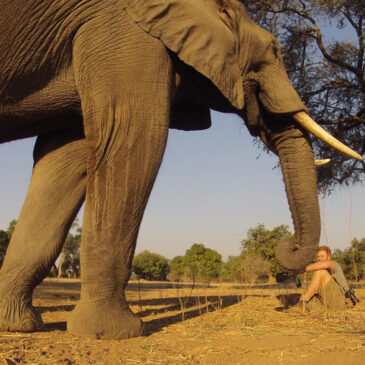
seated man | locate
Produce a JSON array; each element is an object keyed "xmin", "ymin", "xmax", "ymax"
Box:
[{"xmin": 293, "ymin": 245, "xmax": 348, "ymax": 311}]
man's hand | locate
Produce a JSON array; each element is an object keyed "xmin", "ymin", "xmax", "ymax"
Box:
[{"xmin": 292, "ymin": 269, "xmax": 305, "ymax": 277}]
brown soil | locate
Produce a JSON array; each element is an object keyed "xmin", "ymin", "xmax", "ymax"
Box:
[{"xmin": 0, "ymin": 279, "xmax": 364, "ymax": 364}]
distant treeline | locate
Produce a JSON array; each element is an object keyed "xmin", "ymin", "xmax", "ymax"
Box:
[{"xmin": 1, "ymin": 220, "xmax": 364, "ymax": 282}]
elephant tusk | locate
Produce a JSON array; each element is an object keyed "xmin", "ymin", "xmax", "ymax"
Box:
[
  {"xmin": 314, "ymin": 159, "xmax": 331, "ymax": 166},
  {"xmin": 293, "ymin": 112, "xmax": 363, "ymax": 161}
]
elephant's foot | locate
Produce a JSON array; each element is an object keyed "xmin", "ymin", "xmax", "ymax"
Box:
[
  {"xmin": 67, "ymin": 300, "xmax": 144, "ymax": 339},
  {"xmin": 0, "ymin": 295, "xmax": 44, "ymax": 332}
]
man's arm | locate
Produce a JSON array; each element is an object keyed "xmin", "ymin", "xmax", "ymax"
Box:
[
  {"xmin": 293, "ymin": 260, "xmax": 334, "ymax": 276},
  {"xmin": 305, "ymin": 260, "xmax": 333, "ymax": 272}
]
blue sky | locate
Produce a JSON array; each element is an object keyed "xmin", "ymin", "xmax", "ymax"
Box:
[{"xmin": 1, "ymin": 111, "xmax": 364, "ymax": 260}]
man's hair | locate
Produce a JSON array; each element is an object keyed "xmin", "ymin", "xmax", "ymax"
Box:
[{"xmin": 317, "ymin": 245, "xmax": 331, "ymax": 256}]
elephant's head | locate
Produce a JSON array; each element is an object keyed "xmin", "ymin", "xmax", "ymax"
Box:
[
  {"xmin": 123, "ymin": 0, "xmax": 362, "ymax": 270},
  {"xmin": 227, "ymin": 1, "xmax": 362, "ymax": 269}
]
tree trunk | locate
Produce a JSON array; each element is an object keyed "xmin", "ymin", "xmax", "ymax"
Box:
[{"xmin": 57, "ymin": 255, "xmax": 66, "ymax": 278}]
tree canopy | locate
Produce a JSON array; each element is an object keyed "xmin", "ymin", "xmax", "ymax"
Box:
[
  {"xmin": 242, "ymin": 0, "xmax": 365, "ymax": 193},
  {"xmin": 57, "ymin": 227, "xmax": 82, "ymax": 278},
  {"xmin": 132, "ymin": 250, "xmax": 170, "ymax": 281},
  {"xmin": 168, "ymin": 244, "xmax": 223, "ymax": 283},
  {"xmin": 219, "ymin": 255, "xmax": 242, "ymax": 282},
  {"xmin": 241, "ymin": 224, "xmax": 293, "ymax": 278},
  {"xmin": 0, "ymin": 220, "xmax": 16, "ymax": 268},
  {"xmin": 182, "ymin": 243, "xmax": 223, "ymax": 283},
  {"xmin": 168, "ymin": 255, "xmax": 186, "ymax": 281},
  {"xmin": 6, "ymin": 219, "xmax": 17, "ymax": 239},
  {"xmin": 0, "ymin": 230, "xmax": 9, "ymax": 267},
  {"xmin": 332, "ymin": 237, "xmax": 365, "ymax": 280}
]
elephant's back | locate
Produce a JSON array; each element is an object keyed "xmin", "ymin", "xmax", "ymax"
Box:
[{"xmin": 0, "ymin": 0, "xmax": 102, "ymax": 102}]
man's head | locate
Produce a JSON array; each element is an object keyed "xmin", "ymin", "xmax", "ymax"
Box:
[{"xmin": 317, "ymin": 245, "xmax": 332, "ymax": 262}]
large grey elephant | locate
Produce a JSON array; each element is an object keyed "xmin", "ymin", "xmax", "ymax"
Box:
[{"xmin": 0, "ymin": 0, "xmax": 361, "ymax": 339}]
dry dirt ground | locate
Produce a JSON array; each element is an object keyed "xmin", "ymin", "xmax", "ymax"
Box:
[{"xmin": 0, "ymin": 279, "xmax": 364, "ymax": 365}]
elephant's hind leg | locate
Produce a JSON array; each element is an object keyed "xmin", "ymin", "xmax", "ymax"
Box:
[{"xmin": 0, "ymin": 128, "xmax": 86, "ymax": 332}]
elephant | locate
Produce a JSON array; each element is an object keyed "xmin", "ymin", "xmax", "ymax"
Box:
[{"xmin": 0, "ymin": 0, "xmax": 361, "ymax": 339}]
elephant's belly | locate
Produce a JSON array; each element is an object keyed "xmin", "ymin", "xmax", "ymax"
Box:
[{"xmin": 0, "ymin": 72, "xmax": 82, "ymax": 143}]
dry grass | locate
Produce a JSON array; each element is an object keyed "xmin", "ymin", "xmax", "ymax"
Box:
[{"xmin": 0, "ymin": 279, "xmax": 364, "ymax": 364}]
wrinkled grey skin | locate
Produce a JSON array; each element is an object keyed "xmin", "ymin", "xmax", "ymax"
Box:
[{"xmin": 0, "ymin": 0, "xmax": 319, "ymax": 339}]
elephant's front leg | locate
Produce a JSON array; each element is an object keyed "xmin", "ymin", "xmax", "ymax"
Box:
[
  {"xmin": 0, "ymin": 128, "xmax": 86, "ymax": 332},
  {"xmin": 67, "ymin": 42, "xmax": 172, "ymax": 339},
  {"xmin": 67, "ymin": 94, "xmax": 171, "ymax": 339}
]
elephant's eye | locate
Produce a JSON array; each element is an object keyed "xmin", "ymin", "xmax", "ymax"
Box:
[
  {"xmin": 219, "ymin": 8, "xmax": 234, "ymax": 32},
  {"xmin": 222, "ymin": 8, "xmax": 232, "ymax": 21},
  {"xmin": 250, "ymin": 62, "xmax": 261, "ymax": 73}
]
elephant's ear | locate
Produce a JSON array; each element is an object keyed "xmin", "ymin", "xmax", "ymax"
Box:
[{"xmin": 122, "ymin": 0, "xmax": 244, "ymax": 110}]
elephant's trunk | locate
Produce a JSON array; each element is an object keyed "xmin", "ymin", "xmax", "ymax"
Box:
[{"xmin": 272, "ymin": 125, "xmax": 320, "ymax": 270}]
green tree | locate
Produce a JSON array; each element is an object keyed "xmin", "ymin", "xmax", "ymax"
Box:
[
  {"xmin": 332, "ymin": 238, "xmax": 365, "ymax": 280},
  {"xmin": 241, "ymin": 0, "xmax": 365, "ymax": 193},
  {"xmin": 168, "ymin": 255, "xmax": 186, "ymax": 282},
  {"xmin": 58, "ymin": 227, "xmax": 82, "ymax": 278},
  {"xmin": 183, "ymin": 243, "xmax": 222, "ymax": 283},
  {"xmin": 241, "ymin": 224, "xmax": 293, "ymax": 279},
  {"xmin": 351, "ymin": 238, "xmax": 365, "ymax": 280},
  {"xmin": 219, "ymin": 255, "xmax": 242, "ymax": 282},
  {"xmin": 331, "ymin": 248, "xmax": 346, "ymax": 267},
  {"xmin": 0, "ymin": 219, "xmax": 17, "ymax": 268},
  {"xmin": 132, "ymin": 250, "xmax": 169, "ymax": 281},
  {"xmin": 6, "ymin": 219, "xmax": 17, "ymax": 239},
  {"xmin": 0, "ymin": 230, "xmax": 9, "ymax": 267}
]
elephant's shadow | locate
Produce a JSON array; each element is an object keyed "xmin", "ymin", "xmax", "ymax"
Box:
[
  {"xmin": 38, "ymin": 294, "xmax": 251, "ymax": 335},
  {"xmin": 138, "ymin": 295, "xmax": 243, "ymax": 336}
]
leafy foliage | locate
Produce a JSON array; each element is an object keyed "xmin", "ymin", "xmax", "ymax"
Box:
[
  {"xmin": 57, "ymin": 222, "xmax": 82, "ymax": 278},
  {"xmin": 132, "ymin": 250, "xmax": 169, "ymax": 281},
  {"xmin": 6, "ymin": 219, "xmax": 17, "ymax": 239},
  {"xmin": 182, "ymin": 243, "xmax": 223, "ymax": 283},
  {"xmin": 219, "ymin": 255, "xmax": 242, "ymax": 282},
  {"xmin": 168, "ymin": 255, "xmax": 186, "ymax": 281},
  {"xmin": 241, "ymin": 224, "xmax": 293, "ymax": 278},
  {"xmin": 332, "ymin": 238, "xmax": 365, "ymax": 280},
  {"xmin": 168, "ymin": 244, "xmax": 223, "ymax": 283},
  {"xmin": 0, "ymin": 230, "xmax": 9, "ymax": 267},
  {"xmin": 0, "ymin": 219, "xmax": 16, "ymax": 268},
  {"xmin": 241, "ymin": 0, "xmax": 365, "ymax": 193}
]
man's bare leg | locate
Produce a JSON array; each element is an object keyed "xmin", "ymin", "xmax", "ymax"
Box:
[{"xmin": 302, "ymin": 269, "xmax": 332, "ymax": 301}]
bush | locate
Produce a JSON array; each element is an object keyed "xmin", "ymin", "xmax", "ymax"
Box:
[
  {"xmin": 241, "ymin": 224, "xmax": 292, "ymax": 279},
  {"xmin": 132, "ymin": 250, "xmax": 169, "ymax": 281},
  {"xmin": 219, "ymin": 256, "xmax": 242, "ymax": 282},
  {"xmin": 168, "ymin": 256, "xmax": 185, "ymax": 282},
  {"xmin": 182, "ymin": 244, "xmax": 222, "ymax": 283},
  {"xmin": 240, "ymin": 254, "xmax": 271, "ymax": 284}
]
